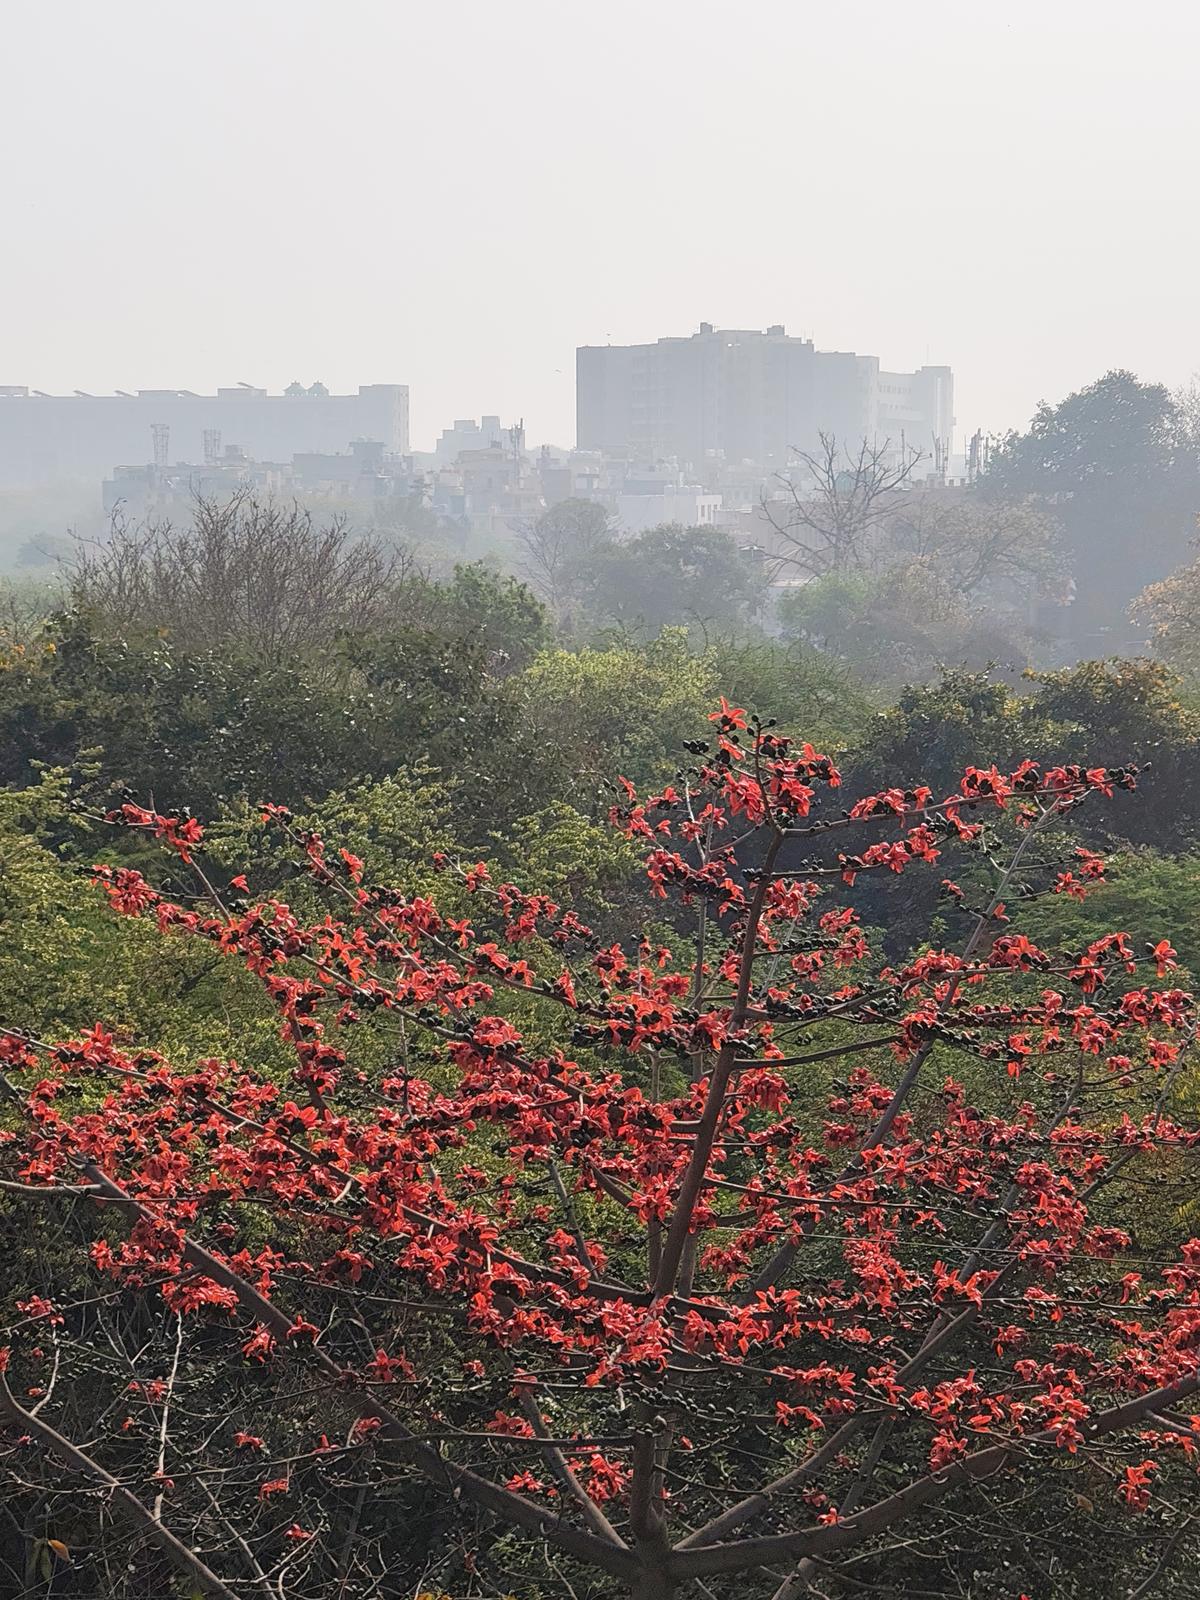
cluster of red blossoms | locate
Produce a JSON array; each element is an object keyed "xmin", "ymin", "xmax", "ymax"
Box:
[{"xmin": 2, "ymin": 701, "xmax": 1199, "ymax": 1597}]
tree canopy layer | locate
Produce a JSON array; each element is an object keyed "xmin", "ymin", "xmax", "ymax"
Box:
[
  {"xmin": 3, "ymin": 706, "xmax": 1199, "ymax": 1600},
  {"xmin": 982, "ymin": 371, "xmax": 1200, "ymax": 643}
]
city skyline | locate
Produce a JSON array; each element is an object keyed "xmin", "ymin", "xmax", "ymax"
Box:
[
  {"xmin": 2, "ymin": 333, "xmax": 955, "ymax": 460},
  {"xmin": 0, "ymin": 315, "xmax": 955, "ymax": 463},
  {"xmin": 3, "ymin": 1, "xmax": 1198, "ymax": 452}
]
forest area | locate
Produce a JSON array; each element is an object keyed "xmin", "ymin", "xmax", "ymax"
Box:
[{"xmin": 6, "ymin": 370, "xmax": 1200, "ymax": 1600}]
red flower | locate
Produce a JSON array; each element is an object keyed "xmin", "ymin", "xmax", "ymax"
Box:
[
  {"xmin": 1150, "ymin": 939, "xmax": 1178, "ymax": 977},
  {"xmin": 242, "ymin": 1326, "xmax": 276, "ymax": 1363},
  {"xmin": 708, "ymin": 696, "xmax": 748, "ymax": 730},
  {"xmin": 1119, "ymin": 1460, "xmax": 1157, "ymax": 1511}
]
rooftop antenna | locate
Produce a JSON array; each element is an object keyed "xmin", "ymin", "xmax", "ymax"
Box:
[
  {"xmin": 967, "ymin": 429, "xmax": 985, "ymax": 485},
  {"xmin": 508, "ymin": 418, "xmax": 524, "ymax": 483},
  {"xmin": 151, "ymin": 422, "xmax": 170, "ymax": 471}
]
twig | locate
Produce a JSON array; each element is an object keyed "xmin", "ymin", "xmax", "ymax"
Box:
[
  {"xmin": 0, "ymin": 1368, "xmax": 242, "ymax": 1600},
  {"xmin": 153, "ymin": 1313, "xmax": 185, "ymax": 1521}
]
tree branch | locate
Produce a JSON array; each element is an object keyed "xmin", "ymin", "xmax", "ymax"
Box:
[{"xmin": 0, "ymin": 1367, "xmax": 243, "ymax": 1600}]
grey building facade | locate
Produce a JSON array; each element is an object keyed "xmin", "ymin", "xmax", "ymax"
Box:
[
  {"xmin": 0, "ymin": 382, "xmax": 409, "ymax": 488},
  {"xmin": 576, "ymin": 325, "xmax": 952, "ymax": 470}
]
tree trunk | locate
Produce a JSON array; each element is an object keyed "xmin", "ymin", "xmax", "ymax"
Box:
[{"xmin": 629, "ymin": 1564, "xmax": 675, "ymax": 1600}]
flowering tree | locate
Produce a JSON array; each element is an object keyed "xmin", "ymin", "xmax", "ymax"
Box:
[{"xmin": 2, "ymin": 704, "xmax": 1199, "ymax": 1599}]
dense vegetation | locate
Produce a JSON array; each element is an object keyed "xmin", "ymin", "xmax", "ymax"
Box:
[{"xmin": 5, "ymin": 440, "xmax": 1200, "ymax": 1598}]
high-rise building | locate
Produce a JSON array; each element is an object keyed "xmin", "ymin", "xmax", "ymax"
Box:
[
  {"xmin": 0, "ymin": 382, "xmax": 409, "ymax": 488},
  {"xmin": 576, "ymin": 325, "xmax": 952, "ymax": 470}
]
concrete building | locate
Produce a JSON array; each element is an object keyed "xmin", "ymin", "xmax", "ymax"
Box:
[
  {"xmin": 874, "ymin": 365, "xmax": 956, "ymax": 471},
  {"xmin": 102, "ymin": 448, "xmax": 286, "ymax": 519},
  {"xmin": 102, "ymin": 438, "xmax": 422, "ymax": 521},
  {"xmin": 616, "ymin": 484, "xmax": 722, "ymax": 535},
  {"xmin": 432, "ymin": 415, "xmax": 510, "ymax": 467},
  {"xmin": 576, "ymin": 324, "xmax": 953, "ymax": 472},
  {"xmin": 535, "ymin": 445, "xmax": 628, "ymax": 507},
  {"xmin": 453, "ymin": 423, "xmax": 543, "ymax": 537},
  {"xmin": 531, "ymin": 446, "xmax": 723, "ymax": 535},
  {"xmin": 289, "ymin": 438, "xmax": 422, "ymax": 503},
  {"xmin": 0, "ymin": 382, "xmax": 409, "ymax": 489}
]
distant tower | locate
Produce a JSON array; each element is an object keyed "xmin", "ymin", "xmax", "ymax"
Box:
[
  {"xmin": 151, "ymin": 423, "xmax": 170, "ymax": 470},
  {"xmin": 967, "ymin": 429, "xmax": 983, "ymax": 485},
  {"xmin": 508, "ymin": 418, "xmax": 525, "ymax": 484},
  {"xmin": 202, "ymin": 429, "xmax": 222, "ymax": 466}
]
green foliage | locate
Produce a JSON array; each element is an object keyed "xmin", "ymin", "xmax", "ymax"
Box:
[
  {"xmin": 0, "ymin": 611, "xmax": 384, "ymax": 812},
  {"xmin": 577, "ymin": 523, "xmax": 768, "ymax": 635},
  {"xmin": 206, "ymin": 767, "xmax": 456, "ymax": 890},
  {"xmin": 1030, "ymin": 659, "xmax": 1200, "ymax": 851},
  {"xmin": 0, "ymin": 566, "xmax": 548, "ymax": 818},
  {"xmin": 493, "ymin": 630, "xmax": 717, "ymax": 818},
  {"xmin": 986, "ymin": 370, "xmax": 1189, "ymax": 504},
  {"xmin": 982, "ymin": 369, "xmax": 1200, "ymax": 630},
  {"xmin": 1133, "ymin": 552, "xmax": 1200, "ymax": 678},
  {"xmin": 705, "ymin": 633, "xmax": 874, "ymax": 747},
  {"xmin": 778, "ymin": 564, "xmax": 1043, "ymax": 689},
  {"xmin": 386, "ymin": 562, "xmax": 550, "ymax": 673},
  {"xmin": 497, "ymin": 629, "xmax": 871, "ymax": 825},
  {"xmin": 852, "ymin": 659, "xmax": 1200, "ymax": 851},
  {"xmin": 1019, "ymin": 850, "xmax": 1200, "ymax": 977},
  {"xmin": 491, "ymin": 802, "xmax": 642, "ymax": 937},
  {"xmin": 1031, "ymin": 657, "xmax": 1200, "ymax": 757},
  {"xmin": 849, "ymin": 667, "xmax": 1050, "ymax": 791},
  {"xmin": 844, "ymin": 662, "xmax": 1200, "ymax": 954},
  {"xmin": 777, "ymin": 569, "xmax": 880, "ymax": 650},
  {"xmin": 0, "ymin": 776, "xmax": 282, "ymax": 1065}
]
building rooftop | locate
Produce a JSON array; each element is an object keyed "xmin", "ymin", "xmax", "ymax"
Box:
[{"xmin": 0, "ymin": 383, "xmax": 405, "ymax": 400}]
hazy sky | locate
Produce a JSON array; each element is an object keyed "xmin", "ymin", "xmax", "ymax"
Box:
[{"xmin": 2, "ymin": 0, "xmax": 1198, "ymax": 451}]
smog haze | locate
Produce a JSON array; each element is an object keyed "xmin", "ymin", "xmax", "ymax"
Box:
[{"xmin": 3, "ymin": 0, "xmax": 1198, "ymax": 446}]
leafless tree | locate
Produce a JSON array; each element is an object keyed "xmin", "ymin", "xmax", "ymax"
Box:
[
  {"xmin": 513, "ymin": 498, "xmax": 613, "ymax": 623},
  {"xmin": 761, "ymin": 433, "xmax": 919, "ymax": 579},
  {"xmin": 69, "ymin": 491, "xmax": 419, "ymax": 659},
  {"xmin": 885, "ymin": 494, "xmax": 1068, "ymax": 602}
]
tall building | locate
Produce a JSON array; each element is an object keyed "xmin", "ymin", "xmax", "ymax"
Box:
[
  {"xmin": 0, "ymin": 382, "xmax": 409, "ymax": 488},
  {"xmin": 576, "ymin": 324, "xmax": 952, "ymax": 471}
]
